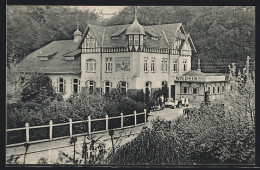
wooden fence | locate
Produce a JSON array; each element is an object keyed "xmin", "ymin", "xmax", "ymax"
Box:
[{"xmin": 6, "ymin": 109, "xmax": 147, "ymax": 147}]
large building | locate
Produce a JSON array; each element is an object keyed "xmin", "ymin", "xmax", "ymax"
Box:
[{"xmin": 17, "ymin": 15, "xmax": 197, "ymax": 99}]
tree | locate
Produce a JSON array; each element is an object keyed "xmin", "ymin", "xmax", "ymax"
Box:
[{"xmin": 21, "ymin": 73, "xmax": 56, "ymax": 104}]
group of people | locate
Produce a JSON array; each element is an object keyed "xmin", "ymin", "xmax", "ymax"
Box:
[
  {"xmin": 158, "ymin": 95, "xmax": 189, "ymax": 109},
  {"xmin": 177, "ymin": 96, "xmax": 189, "ymax": 108}
]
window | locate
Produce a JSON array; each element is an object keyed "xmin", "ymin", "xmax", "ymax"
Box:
[
  {"xmin": 183, "ymin": 59, "xmax": 187, "ymax": 71},
  {"xmin": 72, "ymin": 79, "xmax": 80, "ymax": 93},
  {"xmin": 39, "ymin": 57, "xmax": 48, "ymax": 61},
  {"xmin": 86, "ymin": 59, "xmax": 96, "ymax": 72},
  {"xmin": 213, "ymin": 87, "xmax": 215, "ymax": 94},
  {"xmin": 161, "ymin": 58, "xmax": 168, "ymax": 72},
  {"xmin": 184, "ymin": 87, "xmax": 188, "ymax": 94},
  {"xmin": 118, "ymin": 81, "xmax": 128, "ymax": 93},
  {"xmin": 145, "ymin": 81, "xmax": 152, "ymax": 96},
  {"xmin": 144, "ymin": 57, "xmax": 148, "ymax": 72},
  {"xmin": 151, "ymin": 37, "xmax": 159, "ymax": 40},
  {"xmin": 111, "ymin": 36, "xmax": 119, "ymax": 40},
  {"xmin": 173, "ymin": 60, "xmax": 178, "ymax": 72},
  {"xmin": 217, "ymin": 86, "xmax": 220, "ymax": 93},
  {"xmin": 134, "ymin": 35, "xmax": 139, "ymax": 45},
  {"xmin": 193, "ymin": 87, "xmax": 198, "ymax": 94},
  {"xmin": 104, "ymin": 81, "xmax": 112, "ymax": 94},
  {"xmin": 86, "ymin": 80, "xmax": 95, "ymax": 93},
  {"xmin": 222, "ymin": 86, "xmax": 225, "ymax": 92},
  {"xmin": 86, "ymin": 38, "xmax": 95, "ymax": 48},
  {"xmin": 106, "ymin": 58, "xmax": 113, "ymax": 72},
  {"xmin": 208, "ymin": 87, "xmax": 210, "ymax": 93},
  {"xmin": 162, "ymin": 81, "xmax": 167, "ymax": 88},
  {"xmin": 129, "ymin": 35, "xmax": 133, "ymax": 45},
  {"xmin": 151, "ymin": 58, "xmax": 155, "ymax": 72},
  {"xmin": 57, "ymin": 78, "xmax": 66, "ymax": 93}
]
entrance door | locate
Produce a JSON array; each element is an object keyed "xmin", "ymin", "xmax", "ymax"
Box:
[{"xmin": 171, "ymin": 85, "xmax": 175, "ymax": 100}]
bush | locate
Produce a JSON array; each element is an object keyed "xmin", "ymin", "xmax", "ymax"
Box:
[{"xmin": 106, "ymin": 103, "xmax": 255, "ymax": 165}]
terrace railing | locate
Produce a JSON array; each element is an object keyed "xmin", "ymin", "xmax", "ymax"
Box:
[{"xmin": 6, "ymin": 109, "xmax": 147, "ymax": 147}]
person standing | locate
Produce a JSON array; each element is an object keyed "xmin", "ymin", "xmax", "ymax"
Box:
[
  {"xmin": 161, "ymin": 95, "xmax": 164, "ymax": 108},
  {"xmin": 185, "ymin": 98, "xmax": 189, "ymax": 107},
  {"xmin": 181, "ymin": 96, "xmax": 185, "ymax": 107}
]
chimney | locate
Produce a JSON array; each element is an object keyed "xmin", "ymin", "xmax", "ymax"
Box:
[
  {"xmin": 73, "ymin": 23, "xmax": 82, "ymax": 43},
  {"xmin": 197, "ymin": 58, "xmax": 201, "ymax": 72}
]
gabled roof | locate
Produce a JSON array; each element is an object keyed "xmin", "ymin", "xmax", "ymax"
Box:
[
  {"xmin": 78, "ymin": 22, "xmax": 195, "ymax": 50},
  {"xmin": 17, "ymin": 40, "xmax": 81, "ymax": 74}
]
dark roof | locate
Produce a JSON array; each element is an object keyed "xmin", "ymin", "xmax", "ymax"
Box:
[
  {"xmin": 204, "ymin": 73, "xmax": 230, "ymax": 80},
  {"xmin": 17, "ymin": 40, "xmax": 81, "ymax": 74},
  {"xmin": 183, "ymin": 70, "xmax": 206, "ymax": 76},
  {"xmin": 38, "ymin": 51, "xmax": 57, "ymax": 57},
  {"xmin": 63, "ymin": 49, "xmax": 81, "ymax": 57},
  {"xmin": 125, "ymin": 19, "xmax": 146, "ymax": 35},
  {"xmin": 80, "ymin": 23, "xmax": 194, "ymax": 49}
]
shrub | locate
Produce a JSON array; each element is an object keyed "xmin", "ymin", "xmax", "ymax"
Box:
[{"xmin": 106, "ymin": 102, "xmax": 255, "ymax": 165}]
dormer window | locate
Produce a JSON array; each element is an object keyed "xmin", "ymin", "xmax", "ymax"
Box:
[
  {"xmin": 38, "ymin": 51, "xmax": 57, "ymax": 61},
  {"xmin": 151, "ymin": 37, "xmax": 159, "ymax": 41},
  {"xmin": 111, "ymin": 36, "xmax": 119, "ymax": 40},
  {"xmin": 39, "ymin": 57, "xmax": 48, "ymax": 61}
]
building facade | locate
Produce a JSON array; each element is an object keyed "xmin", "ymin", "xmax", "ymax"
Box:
[
  {"xmin": 174, "ymin": 70, "xmax": 230, "ymax": 103},
  {"xmin": 17, "ymin": 16, "xmax": 197, "ymax": 99}
]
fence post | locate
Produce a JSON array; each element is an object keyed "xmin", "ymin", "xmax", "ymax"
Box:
[
  {"xmin": 25, "ymin": 123, "xmax": 29, "ymax": 143},
  {"xmin": 121, "ymin": 113, "xmax": 123, "ymax": 128},
  {"xmin": 106, "ymin": 115, "xmax": 109, "ymax": 131},
  {"xmin": 144, "ymin": 109, "xmax": 147, "ymax": 123},
  {"xmin": 49, "ymin": 120, "xmax": 53, "ymax": 141},
  {"xmin": 88, "ymin": 116, "xmax": 91, "ymax": 134},
  {"xmin": 69, "ymin": 118, "xmax": 72, "ymax": 137},
  {"xmin": 134, "ymin": 111, "xmax": 137, "ymax": 126}
]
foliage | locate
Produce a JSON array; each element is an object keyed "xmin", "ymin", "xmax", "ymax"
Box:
[
  {"xmin": 106, "ymin": 6, "xmax": 255, "ymax": 72},
  {"xmin": 55, "ymin": 134, "xmax": 106, "ymax": 165},
  {"xmin": 21, "ymin": 73, "xmax": 57, "ymax": 104},
  {"xmin": 6, "ymin": 6, "xmax": 99, "ymax": 67},
  {"xmin": 106, "ymin": 82, "xmax": 255, "ymax": 165},
  {"xmin": 6, "ymin": 155, "xmax": 22, "ymax": 164},
  {"xmin": 37, "ymin": 157, "xmax": 48, "ymax": 164}
]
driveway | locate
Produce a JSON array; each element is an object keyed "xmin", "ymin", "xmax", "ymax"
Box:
[{"xmin": 148, "ymin": 107, "xmax": 184, "ymax": 122}]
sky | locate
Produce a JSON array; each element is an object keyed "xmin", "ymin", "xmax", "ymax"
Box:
[{"xmin": 68, "ymin": 6, "xmax": 127, "ymax": 19}]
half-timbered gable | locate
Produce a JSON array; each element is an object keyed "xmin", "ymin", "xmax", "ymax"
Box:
[{"xmin": 16, "ymin": 14, "xmax": 198, "ymax": 100}]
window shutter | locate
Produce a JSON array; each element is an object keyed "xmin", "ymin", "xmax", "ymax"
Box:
[
  {"xmin": 71, "ymin": 79, "xmax": 73, "ymax": 93},
  {"xmin": 79, "ymin": 80, "xmax": 80, "ymax": 92},
  {"xmin": 64, "ymin": 79, "xmax": 66, "ymax": 93},
  {"xmin": 57, "ymin": 78, "xmax": 59, "ymax": 92}
]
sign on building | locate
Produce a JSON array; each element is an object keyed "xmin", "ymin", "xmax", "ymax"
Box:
[{"xmin": 115, "ymin": 57, "xmax": 130, "ymax": 72}]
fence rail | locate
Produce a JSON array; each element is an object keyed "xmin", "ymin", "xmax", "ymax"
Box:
[{"xmin": 6, "ymin": 109, "xmax": 147, "ymax": 147}]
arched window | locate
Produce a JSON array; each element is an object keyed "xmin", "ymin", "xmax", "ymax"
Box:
[
  {"xmin": 103, "ymin": 81, "xmax": 112, "ymax": 94},
  {"xmin": 85, "ymin": 80, "xmax": 96, "ymax": 93},
  {"xmin": 57, "ymin": 77, "xmax": 66, "ymax": 93},
  {"xmin": 117, "ymin": 81, "xmax": 128, "ymax": 93},
  {"xmin": 86, "ymin": 59, "xmax": 96, "ymax": 72},
  {"xmin": 145, "ymin": 81, "xmax": 152, "ymax": 96}
]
